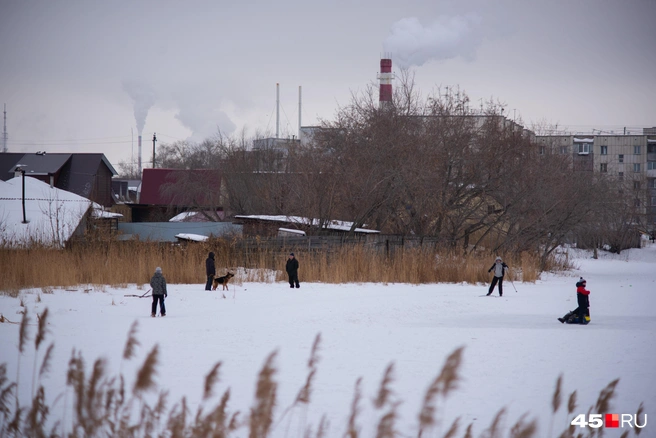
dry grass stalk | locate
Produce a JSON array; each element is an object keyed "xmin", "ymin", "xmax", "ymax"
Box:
[
  {"xmin": 463, "ymin": 423, "xmax": 474, "ymax": 438},
  {"xmin": 18, "ymin": 309, "xmax": 29, "ymax": 354},
  {"xmin": 38, "ymin": 343, "xmax": 55, "ymax": 380},
  {"xmin": 122, "ymin": 320, "xmax": 140, "ymax": 361},
  {"xmin": 315, "ymin": 414, "xmax": 329, "ymax": 438},
  {"xmin": 442, "ymin": 416, "xmax": 460, "ymax": 438},
  {"xmin": 484, "ymin": 407, "xmax": 507, "ymax": 438},
  {"xmin": 134, "ymin": 345, "xmax": 159, "ymax": 395},
  {"xmin": 345, "ymin": 377, "xmax": 362, "ymax": 438},
  {"xmin": 308, "ymin": 333, "xmax": 321, "ymax": 369},
  {"xmin": 508, "ymin": 413, "xmax": 537, "ymax": 438},
  {"xmin": 203, "ymin": 362, "xmax": 222, "ymax": 401},
  {"xmin": 634, "ymin": 402, "xmax": 644, "ymax": 436},
  {"xmin": 594, "ymin": 378, "xmax": 619, "ymax": 418},
  {"xmin": 249, "ymin": 350, "xmax": 278, "ymax": 438},
  {"xmin": 0, "ymin": 239, "xmax": 572, "ymax": 291},
  {"xmin": 418, "ymin": 346, "xmax": 464, "ymax": 436},
  {"xmin": 25, "ymin": 385, "xmax": 48, "ymax": 438},
  {"xmin": 552, "ymin": 374, "xmax": 562, "ymax": 413},
  {"xmin": 373, "ymin": 362, "xmax": 394, "ymax": 410},
  {"xmin": 567, "ymin": 390, "xmax": 577, "ymax": 415},
  {"xmin": 374, "ymin": 402, "xmax": 400, "ymax": 438},
  {"xmin": 34, "ymin": 308, "xmax": 49, "ymax": 351}
]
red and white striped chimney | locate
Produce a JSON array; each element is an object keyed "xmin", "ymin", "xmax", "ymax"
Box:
[{"xmin": 379, "ymin": 58, "xmax": 393, "ymax": 107}]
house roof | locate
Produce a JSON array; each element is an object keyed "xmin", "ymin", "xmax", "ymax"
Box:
[
  {"xmin": 234, "ymin": 214, "xmax": 380, "ymax": 234},
  {"xmin": 11, "ymin": 153, "xmax": 72, "ymax": 176},
  {"xmin": 140, "ymin": 168, "xmax": 222, "ymax": 206},
  {"xmin": 57, "ymin": 153, "xmax": 118, "ymax": 198},
  {"xmin": 0, "ymin": 176, "xmax": 92, "ymax": 247},
  {"xmin": 0, "ymin": 153, "xmax": 26, "ymax": 181}
]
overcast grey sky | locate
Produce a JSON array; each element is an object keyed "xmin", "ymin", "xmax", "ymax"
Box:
[{"xmin": 1, "ymin": 0, "xmax": 655, "ymax": 168}]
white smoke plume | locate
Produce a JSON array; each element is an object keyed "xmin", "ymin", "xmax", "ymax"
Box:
[
  {"xmin": 383, "ymin": 15, "xmax": 484, "ymax": 68},
  {"xmin": 122, "ymin": 80, "xmax": 156, "ymax": 135}
]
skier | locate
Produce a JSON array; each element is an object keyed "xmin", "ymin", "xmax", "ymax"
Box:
[
  {"xmin": 286, "ymin": 252, "xmax": 300, "ymax": 288},
  {"xmin": 150, "ymin": 267, "xmax": 167, "ymax": 317},
  {"xmin": 486, "ymin": 256, "xmax": 509, "ymax": 297},
  {"xmin": 558, "ymin": 277, "xmax": 590, "ymax": 324}
]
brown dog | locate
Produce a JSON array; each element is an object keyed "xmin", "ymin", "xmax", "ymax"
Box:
[{"xmin": 212, "ymin": 272, "xmax": 234, "ymax": 291}]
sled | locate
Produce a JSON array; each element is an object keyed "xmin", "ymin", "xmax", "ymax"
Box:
[{"xmin": 124, "ymin": 289, "xmax": 152, "ymax": 298}]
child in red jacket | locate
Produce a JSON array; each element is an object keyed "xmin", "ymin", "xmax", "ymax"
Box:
[{"xmin": 558, "ymin": 277, "xmax": 590, "ymax": 324}]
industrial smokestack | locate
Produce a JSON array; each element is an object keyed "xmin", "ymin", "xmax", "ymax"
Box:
[
  {"xmin": 138, "ymin": 135, "xmax": 142, "ymax": 171},
  {"xmin": 378, "ymin": 58, "xmax": 393, "ymax": 108}
]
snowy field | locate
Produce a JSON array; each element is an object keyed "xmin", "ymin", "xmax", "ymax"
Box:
[{"xmin": 1, "ymin": 245, "xmax": 655, "ymax": 437}]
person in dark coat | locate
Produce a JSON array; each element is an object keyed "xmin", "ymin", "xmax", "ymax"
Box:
[
  {"xmin": 205, "ymin": 252, "xmax": 216, "ymax": 291},
  {"xmin": 286, "ymin": 252, "xmax": 300, "ymax": 288},
  {"xmin": 558, "ymin": 277, "xmax": 590, "ymax": 324},
  {"xmin": 150, "ymin": 267, "xmax": 167, "ymax": 317},
  {"xmin": 486, "ymin": 256, "xmax": 509, "ymax": 297}
]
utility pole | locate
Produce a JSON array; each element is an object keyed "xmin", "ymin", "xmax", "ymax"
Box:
[{"xmin": 152, "ymin": 132, "xmax": 157, "ymax": 168}]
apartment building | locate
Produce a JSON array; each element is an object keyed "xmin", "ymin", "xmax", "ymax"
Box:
[{"xmin": 536, "ymin": 128, "xmax": 656, "ymax": 230}]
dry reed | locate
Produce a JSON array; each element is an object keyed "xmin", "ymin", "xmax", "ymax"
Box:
[
  {"xmin": 0, "ymin": 316, "xmax": 647, "ymax": 438},
  {"xmin": 0, "ymin": 238, "xmax": 573, "ymax": 292}
]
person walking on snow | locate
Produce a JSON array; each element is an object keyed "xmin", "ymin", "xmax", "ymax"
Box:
[
  {"xmin": 150, "ymin": 267, "xmax": 167, "ymax": 317},
  {"xmin": 286, "ymin": 252, "xmax": 300, "ymax": 288},
  {"xmin": 205, "ymin": 251, "xmax": 216, "ymax": 291},
  {"xmin": 487, "ymin": 256, "xmax": 509, "ymax": 296}
]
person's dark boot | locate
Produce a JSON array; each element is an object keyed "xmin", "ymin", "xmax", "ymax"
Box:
[{"xmin": 558, "ymin": 311, "xmax": 573, "ymax": 323}]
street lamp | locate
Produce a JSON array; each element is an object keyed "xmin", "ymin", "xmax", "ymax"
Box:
[{"xmin": 14, "ymin": 164, "xmax": 28, "ymax": 224}]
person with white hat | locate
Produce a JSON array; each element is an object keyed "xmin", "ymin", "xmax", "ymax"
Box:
[{"xmin": 486, "ymin": 256, "xmax": 509, "ymax": 297}]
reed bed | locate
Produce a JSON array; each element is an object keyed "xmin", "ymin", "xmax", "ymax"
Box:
[
  {"xmin": 0, "ymin": 309, "xmax": 645, "ymax": 438},
  {"xmin": 0, "ymin": 238, "xmax": 570, "ymax": 293}
]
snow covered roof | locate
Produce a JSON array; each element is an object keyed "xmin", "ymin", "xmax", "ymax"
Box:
[
  {"xmin": 573, "ymin": 137, "xmax": 594, "ymax": 143},
  {"xmin": 0, "ymin": 176, "xmax": 92, "ymax": 247},
  {"xmin": 91, "ymin": 203, "xmax": 123, "ymax": 219},
  {"xmin": 235, "ymin": 214, "xmax": 380, "ymax": 234},
  {"xmin": 169, "ymin": 210, "xmax": 224, "ymax": 222},
  {"xmin": 279, "ymin": 227, "xmax": 307, "ymax": 236},
  {"xmin": 174, "ymin": 233, "xmax": 209, "ymax": 242}
]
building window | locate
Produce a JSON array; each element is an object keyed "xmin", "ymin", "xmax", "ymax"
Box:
[
  {"xmin": 619, "ymin": 154, "xmax": 624, "ymax": 163},
  {"xmin": 652, "ymin": 196, "xmax": 656, "ymax": 206},
  {"xmin": 560, "ymin": 146, "xmax": 568, "ymax": 154},
  {"xmin": 648, "ymin": 144, "xmax": 656, "ymax": 153},
  {"xmin": 576, "ymin": 143, "xmax": 590, "ymax": 154},
  {"xmin": 600, "ymin": 163, "xmax": 608, "ymax": 172},
  {"xmin": 634, "ymin": 199, "xmax": 641, "ymax": 207},
  {"xmin": 619, "ymin": 172, "xmax": 624, "ymax": 180},
  {"xmin": 600, "ymin": 145, "xmax": 608, "ymax": 155},
  {"xmin": 634, "ymin": 163, "xmax": 641, "ymax": 172},
  {"xmin": 649, "ymin": 179, "xmax": 656, "ymax": 188},
  {"xmin": 634, "ymin": 145, "xmax": 641, "ymax": 155},
  {"xmin": 634, "ymin": 181, "xmax": 641, "ymax": 190},
  {"xmin": 648, "ymin": 162, "xmax": 656, "ymax": 170},
  {"xmin": 539, "ymin": 146, "xmax": 545, "ymax": 155}
]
